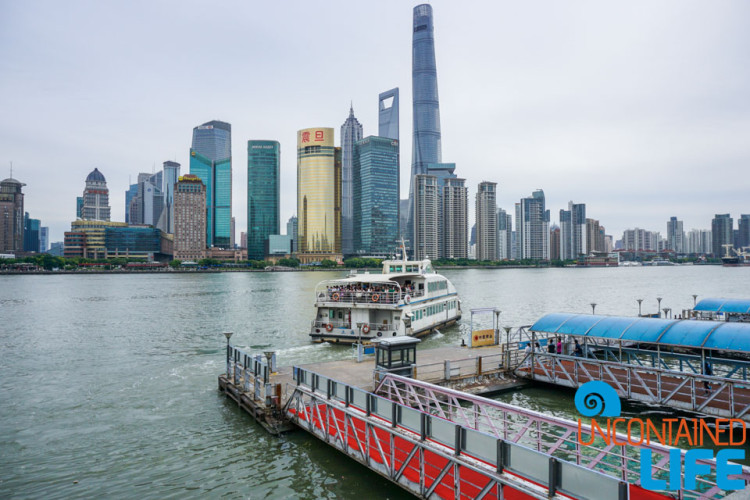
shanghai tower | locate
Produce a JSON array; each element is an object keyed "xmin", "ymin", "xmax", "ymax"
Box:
[{"xmin": 409, "ymin": 4, "xmax": 442, "ymax": 255}]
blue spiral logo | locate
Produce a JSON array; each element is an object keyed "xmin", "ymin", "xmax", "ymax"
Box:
[{"xmin": 574, "ymin": 381, "xmax": 621, "ymax": 417}]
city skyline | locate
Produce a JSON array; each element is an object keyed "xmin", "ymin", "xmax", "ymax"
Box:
[{"xmin": 2, "ymin": 1, "xmax": 749, "ymax": 242}]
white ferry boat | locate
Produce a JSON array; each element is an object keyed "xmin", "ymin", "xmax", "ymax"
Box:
[{"xmin": 309, "ymin": 252, "xmax": 461, "ymax": 343}]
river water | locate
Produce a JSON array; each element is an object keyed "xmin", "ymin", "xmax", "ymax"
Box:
[{"xmin": 1, "ymin": 266, "xmax": 749, "ymax": 498}]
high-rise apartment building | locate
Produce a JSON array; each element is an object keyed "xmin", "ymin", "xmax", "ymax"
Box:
[
  {"xmin": 442, "ymin": 178, "xmax": 467, "ymax": 259},
  {"xmin": 666, "ymin": 216, "xmax": 685, "ymax": 253},
  {"xmin": 497, "ymin": 209, "xmax": 512, "ymax": 260},
  {"xmin": 549, "ymin": 225, "xmax": 561, "ymax": 261},
  {"xmin": 0, "ymin": 176, "xmax": 24, "ymax": 253},
  {"xmin": 190, "ymin": 120, "xmax": 232, "ymax": 248},
  {"xmin": 297, "ymin": 127, "xmax": 341, "ymax": 263},
  {"xmin": 622, "ymin": 228, "xmax": 661, "ymax": 251},
  {"xmin": 585, "ymin": 218, "xmax": 603, "ymax": 254},
  {"xmin": 686, "ymin": 229, "xmax": 712, "ymax": 255},
  {"xmin": 476, "ymin": 182, "xmax": 497, "ymax": 261},
  {"xmin": 81, "ymin": 168, "xmax": 111, "ymax": 221},
  {"xmin": 711, "ymin": 214, "xmax": 734, "ymax": 257},
  {"xmin": 413, "ymin": 174, "xmax": 438, "ymax": 260},
  {"xmin": 341, "ymin": 106, "xmax": 363, "ymax": 256},
  {"xmin": 559, "ymin": 201, "xmax": 586, "ymax": 260},
  {"xmin": 173, "ymin": 174, "xmax": 206, "ymax": 261},
  {"xmin": 247, "ymin": 140, "xmax": 280, "ymax": 260},
  {"xmin": 378, "ymin": 88, "xmax": 399, "ymax": 141},
  {"xmin": 162, "ymin": 161, "xmax": 180, "ymax": 233},
  {"xmin": 738, "ymin": 214, "xmax": 750, "ymax": 249},
  {"xmin": 515, "ymin": 190, "xmax": 550, "ymax": 260},
  {"xmin": 352, "ymin": 136, "xmax": 399, "ymax": 256},
  {"xmin": 408, "ymin": 4, "xmax": 443, "ymax": 254}
]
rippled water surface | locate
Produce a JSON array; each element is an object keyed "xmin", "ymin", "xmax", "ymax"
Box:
[{"xmin": 1, "ymin": 266, "xmax": 748, "ymax": 498}]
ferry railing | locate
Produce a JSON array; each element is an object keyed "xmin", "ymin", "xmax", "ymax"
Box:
[
  {"xmin": 516, "ymin": 352, "xmax": 750, "ymax": 421},
  {"xmin": 374, "ymin": 372, "xmax": 750, "ymax": 499},
  {"xmin": 225, "ymin": 344, "xmax": 281, "ymax": 408},
  {"xmin": 317, "ymin": 290, "xmax": 404, "ymax": 305},
  {"xmin": 288, "ymin": 367, "xmax": 634, "ymax": 500}
]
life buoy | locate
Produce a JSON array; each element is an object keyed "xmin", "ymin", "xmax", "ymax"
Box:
[
  {"xmin": 362, "ymin": 324, "xmax": 370, "ymax": 334},
  {"xmin": 404, "ymin": 294, "xmax": 411, "ymax": 304},
  {"xmin": 325, "ymin": 324, "xmax": 333, "ymax": 332},
  {"xmin": 371, "ymin": 294, "xmax": 380, "ymax": 303},
  {"xmin": 332, "ymin": 292, "xmax": 340, "ymax": 301}
]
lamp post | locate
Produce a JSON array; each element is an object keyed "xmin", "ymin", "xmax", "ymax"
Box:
[
  {"xmin": 637, "ymin": 299, "xmax": 643, "ymax": 317},
  {"xmin": 591, "ymin": 303, "xmax": 597, "ymax": 315},
  {"xmin": 693, "ymin": 294, "xmax": 698, "ymax": 307},
  {"xmin": 663, "ymin": 307, "xmax": 670, "ymax": 319},
  {"xmin": 657, "ymin": 297, "xmax": 663, "ymax": 317},
  {"xmin": 224, "ymin": 332, "xmax": 233, "ymax": 378}
]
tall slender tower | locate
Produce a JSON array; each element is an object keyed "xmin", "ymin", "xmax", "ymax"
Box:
[
  {"xmin": 190, "ymin": 120, "xmax": 232, "ymax": 248},
  {"xmin": 476, "ymin": 182, "xmax": 497, "ymax": 261},
  {"xmin": 247, "ymin": 140, "xmax": 280, "ymax": 260},
  {"xmin": 408, "ymin": 4, "xmax": 442, "ymax": 255},
  {"xmin": 340, "ymin": 105, "xmax": 363, "ymax": 256},
  {"xmin": 378, "ymin": 88, "xmax": 399, "ymax": 141},
  {"xmin": 81, "ymin": 168, "xmax": 111, "ymax": 221},
  {"xmin": 0, "ymin": 176, "xmax": 25, "ymax": 252}
]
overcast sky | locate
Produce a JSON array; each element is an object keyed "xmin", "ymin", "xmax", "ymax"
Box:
[{"xmin": 2, "ymin": 0, "xmax": 748, "ymax": 243}]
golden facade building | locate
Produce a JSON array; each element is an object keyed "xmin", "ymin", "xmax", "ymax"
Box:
[{"xmin": 296, "ymin": 128, "xmax": 342, "ymax": 264}]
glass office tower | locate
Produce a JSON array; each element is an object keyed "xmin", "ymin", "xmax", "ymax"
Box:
[
  {"xmin": 340, "ymin": 106, "xmax": 363, "ymax": 256},
  {"xmin": 409, "ymin": 4, "xmax": 442, "ymax": 255},
  {"xmin": 353, "ymin": 136, "xmax": 399, "ymax": 256},
  {"xmin": 190, "ymin": 120, "xmax": 232, "ymax": 248},
  {"xmin": 247, "ymin": 140, "xmax": 280, "ymax": 260}
]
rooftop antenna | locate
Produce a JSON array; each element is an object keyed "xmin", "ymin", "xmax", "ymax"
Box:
[{"xmin": 9, "ymin": 161, "xmax": 12, "ymax": 178}]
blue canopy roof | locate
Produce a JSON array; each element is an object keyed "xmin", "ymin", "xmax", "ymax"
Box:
[
  {"xmin": 529, "ymin": 313, "xmax": 750, "ymax": 352},
  {"xmin": 694, "ymin": 298, "xmax": 750, "ymax": 314}
]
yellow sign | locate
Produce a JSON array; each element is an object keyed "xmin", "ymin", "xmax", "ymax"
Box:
[{"xmin": 471, "ymin": 329, "xmax": 495, "ymax": 347}]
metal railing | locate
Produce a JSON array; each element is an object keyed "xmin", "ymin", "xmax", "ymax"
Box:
[
  {"xmin": 374, "ymin": 372, "xmax": 750, "ymax": 500},
  {"xmin": 287, "ymin": 367, "xmax": 636, "ymax": 500},
  {"xmin": 317, "ymin": 289, "xmax": 425, "ymax": 305},
  {"xmin": 311, "ymin": 321, "xmax": 397, "ymax": 333},
  {"xmin": 516, "ymin": 352, "xmax": 750, "ymax": 421},
  {"xmin": 225, "ymin": 344, "xmax": 279, "ymax": 407}
]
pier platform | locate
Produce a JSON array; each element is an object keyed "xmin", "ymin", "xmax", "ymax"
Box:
[{"xmin": 218, "ymin": 343, "xmax": 527, "ymax": 434}]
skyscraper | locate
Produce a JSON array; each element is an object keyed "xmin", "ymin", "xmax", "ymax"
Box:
[
  {"xmin": 0, "ymin": 176, "xmax": 25, "ymax": 253},
  {"xmin": 497, "ymin": 209, "xmax": 512, "ymax": 260},
  {"xmin": 352, "ymin": 136, "xmax": 399, "ymax": 256},
  {"xmin": 409, "ymin": 4, "xmax": 442, "ymax": 255},
  {"xmin": 161, "ymin": 161, "xmax": 180, "ymax": 233},
  {"xmin": 559, "ymin": 202, "xmax": 586, "ymax": 260},
  {"xmin": 81, "ymin": 168, "xmax": 111, "ymax": 221},
  {"xmin": 23, "ymin": 213, "xmax": 41, "ymax": 252},
  {"xmin": 585, "ymin": 218, "xmax": 603, "ymax": 254},
  {"xmin": 340, "ymin": 106, "xmax": 363, "ymax": 256},
  {"xmin": 711, "ymin": 214, "xmax": 734, "ymax": 257},
  {"xmin": 190, "ymin": 120, "xmax": 232, "ymax": 248},
  {"xmin": 247, "ymin": 140, "xmax": 280, "ymax": 260},
  {"xmin": 125, "ymin": 183, "xmax": 138, "ymax": 224},
  {"xmin": 379, "ymin": 88, "xmax": 399, "ymax": 141},
  {"xmin": 287, "ymin": 215, "xmax": 298, "ymax": 253},
  {"xmin": 40, "ymin": 227, "xmax": 49, "ymax": 252},
  {"xmin": 173, "ymin": 174, "xmax": 206, "ymax": 261},
  {"xmin": 413, "ymin": 174, "xmax": 438, "ymax": 260},
  {"xmin": 442, "ymin": 178, "xmax": 467, "ymax": 259},
  {"xmin": 297, "ymin": 127, "xmax": 341, "ymax": 263},
  {"xmin": 515, "ymin": 190, "xmax": 550, "ymax": 260},
  {"xmin": 737, "ymin": 214, "xmax": 749, "ymax": 249},
  {"xmin": 666, "ymin": 216, "xmax": 684, "ymax": 253},
  {"xmin": 476, "ymin": 182, "xmax": 497, "ymax": 261}
]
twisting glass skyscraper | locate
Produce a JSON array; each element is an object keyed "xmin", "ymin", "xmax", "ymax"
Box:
[
  {"xmin": 190, "ymin": 120, "xmax": 232, "ymax": 248},
  {"xmin": 409, "ymin": 4, "xmax": 442, "ymax": 255}
]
